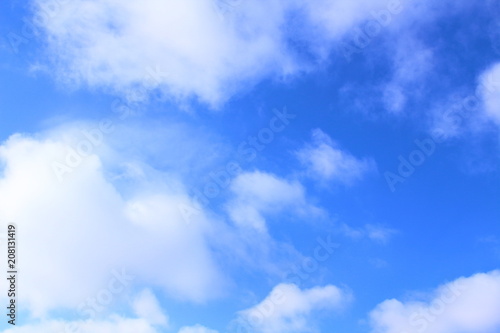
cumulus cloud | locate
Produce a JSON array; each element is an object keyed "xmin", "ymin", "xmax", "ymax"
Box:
[
  {"xmin": 0, "ymin": 128, "xmax": 229, "ymax": 316},
  {"xmin": 235, "ymin": 283, "xmax": 350, "ymax": 333},
  {"xmin": 296, "ymin": 129, "xmax": 375, "ymax": 184},
  {"xmin": 32, "ymin": 0, "xmax": 418, "ymax": 106},
  {"xmin": 0, "ymin": 118, "xmax": 325, "ymax": 319},
  {"xmin": 370, "ymin": 270, "xmax": 500, "ymax": 333},
  {"xmin": 225, "ymin": 171, "xmax": 321, "ymax": 233}
]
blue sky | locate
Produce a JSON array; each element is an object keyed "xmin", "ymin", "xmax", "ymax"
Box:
[{"xmin": 0, "ymin": 0, "xmax": 499, "ymax": 333}]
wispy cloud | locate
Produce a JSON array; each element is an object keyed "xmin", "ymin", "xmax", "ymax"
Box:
[
  {"xmin": 296, "ymin": 129, "xmax": 375, "ymax": 185},
  {"xmin": 382, "ymin": 38, "xmax": 434, "ymax": 115},
  {"xmin": 177, "ymin": 325, "xmax": 219, "ymax": 333},
  {"xmin": 225, "ymin": 171, "xmax": 322, "ymax": 233},
  {"xmin": 341, "ymin": 223, "xmax": 397, "ymax": 244}
]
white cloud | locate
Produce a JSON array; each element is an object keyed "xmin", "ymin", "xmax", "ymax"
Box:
[
  {"xmin": 479, "ymin": 62, "xmax": 500, "ymax": 125},
  {"xmin": 32, "ymin": 0, "xmax": 423, "ymax": 106},
  {"xmin": 133, "ymin": 289, "xmax": 169, "ymax": 327},
  {"xmin": 178, "ymin": 325, "xmax": 219, "ymax": 333},
  {"xmin": 0, "ymin": 128, "xmax": 228, "ymax": 316},
  {"xmin": 236, "ymin": 283, "xmax": 351, "ymax": 333},
  {"xmin": 31, "ymin": 0, "xmax": 293, "ymax": 106},
  {"xmin": 0, "ymin": 119, "xmax": 321, "ymax": 318},
  {"xmin": 225, "ymin": 171, "xmax": 321, "ymax": 233},
  {"xmin": 370, "ymin": 270, "xmax": 500, "ymax": 333},
  {"xmin": 2, "ymin": 316, "xmax": 158, "ymax": 333},
  {"xmin": 382, "ymin": 39, "xmax": 434, "ymax": 114},
  {"xmin": 296, "ymin": 129, "xmax": 375, "ymax": 184},
  {"xmin": 377, "ymin": 1, "xmax": 482, "ymax": 118},
  {"xmin": 429, "ymin": 61, "xmax": 500, "ymax": 140}
]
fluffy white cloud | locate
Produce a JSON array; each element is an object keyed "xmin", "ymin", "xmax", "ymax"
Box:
[
  {"xmin": 370, "ymin": 270, "xmax": 500, "ymax": 333},
  {"xmin": 133, "ymin": 289, "xmax": 169, "ymax": 327},
  {"xmin": 0, "ymin": 128, "xmax": 228, "ymax": 316},
  {"xmin": 0, "ymin": 118, "xmax": 321, "ymax": 319},
  {"xmin": 296, "ymin": 129, "xmax": 375, "ymax": 184},
  {"xmin": 32, "ymin": 0, "xmax": 419, "ymax": 106},
  {"xmin": 235, "ymin": 283, "xmax": 350, "ymax": 333},
  {"xmin": 225, "ymin": 171, "xmax": 321, "ymax": 232}
]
